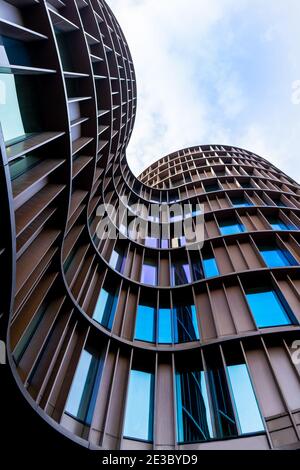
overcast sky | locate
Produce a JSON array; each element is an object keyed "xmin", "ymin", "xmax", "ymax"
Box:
[{"xmin": 107, "ymin": 0, "xmax": 300, "ymax": 180}]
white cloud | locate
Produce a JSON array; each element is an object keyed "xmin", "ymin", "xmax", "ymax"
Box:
[{"xmin": 107, "ymin": 0, "xmax": 300, "ymax": 182}]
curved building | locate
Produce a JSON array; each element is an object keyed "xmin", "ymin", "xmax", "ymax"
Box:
[{"xmin": 1, "ymin": 0, "xmax": 300, "ymax": 452}]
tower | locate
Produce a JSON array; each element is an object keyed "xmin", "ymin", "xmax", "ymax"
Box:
[{"xmin": 1, "ymin": 0, "xmax": 300, "ymax": 452}]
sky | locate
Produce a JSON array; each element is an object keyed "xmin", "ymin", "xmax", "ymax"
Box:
[{"xmin": 107, "ymin": 0, "xmax": 300, "ymax": 180}]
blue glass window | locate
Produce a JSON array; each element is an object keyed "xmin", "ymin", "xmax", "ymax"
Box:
[
  {"xmin": 259, "ymin": 245, "xmax": 298, "ymax": 268},
  {"xmin": 65, "ymin": 348, "xmax": 103, "ymax": 425},
  {"xmin": 123, "ymin": 369, "xmax": 154, "ymax": 441},
  {"xmin": 267, "ymin": 216, "xmax": 294, "ymax": 231},
  {"xmin": 176, "ymin": 369, "xmax": 213, "ymax": 443},
  {"xmin": 141, "ymin": 259, "xmax": 157, "ymax": 286},
  {"xmin": 219, "ymin": 218, "xmax": 245, "ymax": 236},
  {"xmin": 203, "ymin": 257, "xmax": 219, "ymax": 278},
  {"xmin": 158, "ymin": 308, "xmax": 172, "ymax": 343},
  {"xmin": 109, "ymin": 246, "xmax": 126, "ymax": 273},
  {"xmin": 173, "ymin": 305, "xmax": 200, "ymax": 343},
  {"xmin": 227, "ymin": 364, "xmax": 264, "ymax": 434},
  {"xmin": 171, "ymin": 260, "xmax": 191, "ymax": 286},
  {"xmin": 273, "ymin": 199, "xmax": 286, "ymax": 208},
  {"xmin": 230, "ymin": 197, "xmax": 253, "ymax": 208},
  {"xmin": 135, "ymin": 304, "xmax": 156, "ymax": 343},
  {"xmin": 93, "ymin": 286, "xmax": 118, "ymax": 330},
  {"xmin": 246, "ymin": 288, "xmax": 292, "ymax": 328}
]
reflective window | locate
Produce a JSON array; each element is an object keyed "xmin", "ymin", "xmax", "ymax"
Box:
[
  {"xmin": 273, "ymin": 198, "xmax": 286, "ymax": 208},
  {"xmin": 230, "ymin": 197, "xmax": 253, "ymax": 208},
  {"xmin": 93, "ymin": 285, "xmax": 118, "ymax": 330},
  {"xmin": 123, "ymin": 369, "xmax": 154, "ymax": 441},
  {"xmin": 161, "ymin": 238, "xmax": 169, "ymax": 249},
  {"xmin": 219, "ymin": 218, "xmax": 245, "ymax": 236},
  {"xmin": 176, "ymin": 369, "xmax": 213, "ymax": 443},
  {"xmin": 65, "ymin": 348, "xmax": 103, "ymax": 425},
  {"xmin": 208, "ymin": 366, "xmax": 237, "ymax": 438},
  {"xmin": 109, "ymin": 246, "xmax": 126, "ymax": 274},
  {"xmin": 203, "ymin": 257, "xmax": 219, "ymax": 278},
  {"xmin": 173, "ymin": 305, "xmax": 200, "ymax": 343},
  {"xmin": 204, "ymin": 182, "xmax": 220, "ymax": 193},
  {"xmin": 259, "ymin": 244, "xmax": 298, "ymax": 268},
  {"xmin": 246, "ymin": 288, "xmax": 292, "ymax": 328},
  {"xmin": 227, "ymin": 364, "xmax": 264, "ymax": 434},
  {"xmin": 135, "ymin": 304, "xmax": 156, "ymax": 343},
  {"xmin": 145, "ymin": 237, "xmax": 158, "ymax": 248},
  {"xmin": 267, "ymin": 216, "xmax": 294, "ymax": 231},
  {"xmin": 0, "ymin": 73, "xmax": 25, "ymax": 143},
  {"xmin": 171, "ymin": 260, "xmax": 191, "ymax": 286},
  {"xmin": 141, "ymin": 259, "xmax": 157, "ymax": 286},
  {"xmin": 158, "ymin": 308, "xmax": 172, "ymax": 343},
  {"xmin": 192, "ymin": 259, "xmax": 204, "ymax": 281},
  {"xmin": 240, "ymin": 181, "xmax": 253, "ymax": 189}
]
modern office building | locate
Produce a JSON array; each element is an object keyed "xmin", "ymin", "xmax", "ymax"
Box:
[{"xmin": 1, "ymin": 0, "xmax": 300, "ymax": 452}]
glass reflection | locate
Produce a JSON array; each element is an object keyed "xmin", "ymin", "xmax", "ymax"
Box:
[
  {"xmin": 158, "ymin": 308, "xmax": 172, "ymax": 344},
  {"xmin": 65, "ymin": 348, "xmax": 103, "ymax": 425},
  {"xmin": 203, "ymin": 257, "xmax": 219, "ymax": 278},
  {"xmin": 246, "ymin": 288, "xmax": 292, "ymax": 328},
  {"xmin": 259, "ymin": 245, "xmax": 298, "ymax": 268},
  {"xmin": 227, "ymin": 364, "xmax": 264, "ymax": 434},
  {"xmin": 173, "ymin": 305, "xmax": 200, "ymax": 343},
  {"xmin": 176, "ymin": 369, "xmax": 213, "ymax": 443},
  {"xmin": 123, "ymin": 369, "xmax": 154, "ymax": 441},
  {"xmin": 93, "ymin": 285, "xmax": 118, "ymax": 330},
  {"xmin": 171, "ymin": 260, "xmax": 191, "ymax": 286},
  {"xmin": 135, "ymin": 304, "xmax": 156, "ymax": 343}
]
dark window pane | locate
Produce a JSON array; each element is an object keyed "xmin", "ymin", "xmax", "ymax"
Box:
[
  {"xmin": 13, "ymin": 303, "xmax": 47, "ymax": 364},
  {"xmin": 124, "ymin": 369, "xmax": 154, "ymax": 441},
  {"xmin": 176, "ymin": 370, "xmax": 213, "ymax": 443},
  {"xmin": 171, "ymin": 261, "xmax": 191, "ymax": 286},
  {"xmin": 205, "ymin": 182, "xmax": 220, "ymax": 193},
  {"xmin": 192, "ymin": 259, "xmax": 204, "ymax": 281},
  {"xmin": 227, "ymin": 364, "xmax": 264, "ymax": 434},
  {"xmin": 230, "ymin": 197, "xmax": 253, "ymax": 207},
  {"xmin": 208, "ymin": 366, "xmax": 237, "ymax": 439},
  {"xmin": 246, "ymin": 288, "xmax": 292, "ymax": 327},
  {"xmin": 173, "ymin": 305, "xmax": 200, "ymax": 343},
  {"xmin": 135, "ymin": 304, "xmax": 156, "ymax": 343},
  {"xmin": 267, "ymin": 216, "xmax": 294, "ymax": 231}
]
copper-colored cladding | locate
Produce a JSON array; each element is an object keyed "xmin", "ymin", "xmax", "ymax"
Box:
[{"xmin": 0, "ymin": 0, "xmax": 300, "ymax": 453}]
